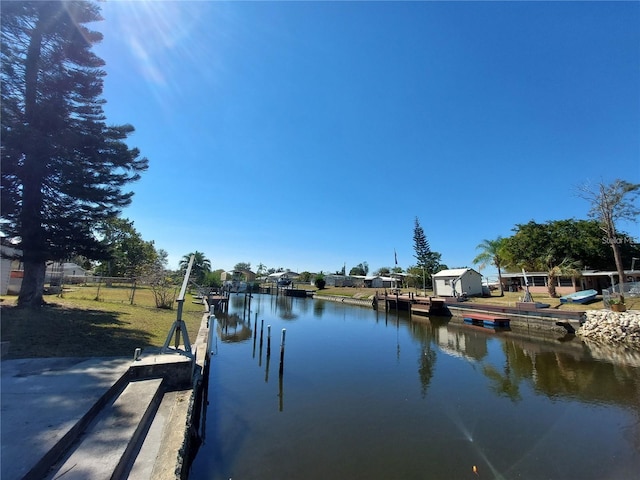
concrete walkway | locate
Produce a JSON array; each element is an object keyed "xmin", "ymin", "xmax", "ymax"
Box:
[
  {"xmin": 1, "ymin": 310, "xmax": 210, "ymax": 480},
  {"xmin": 1, "ymin": 356, "xmax": 132, "ymax": 480}
]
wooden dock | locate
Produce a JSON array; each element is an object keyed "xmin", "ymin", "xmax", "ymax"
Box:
[
  {"xmin": 282, "ymin": 288, "xmax": 310, "ymax": 298},
  {"xmin": 462, "ymin": 312, "xmax": 510, "ymax": 328},
  {"xmin": 410, "ymin": 299, "xmax": 447, "ymax": 315},
  {"xmin": 374, "ymin": 292, "xmax": 449, "ymax": 315},
  {"xmin": 206, "ymin": 293, "xmax": 229, "ymax": 312}
]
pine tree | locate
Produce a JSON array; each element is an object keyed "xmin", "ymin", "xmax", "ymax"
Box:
[
  {"xmin": 413, "ymin": 217, "xmax": 431, "ymax": 268},
  {"xmin": 1, "ymin": 1, "xmax": 148, "ymax": 307},
  {"xmin": 413, "ymin": 217, "xmax": 441, "ymax": 290}
]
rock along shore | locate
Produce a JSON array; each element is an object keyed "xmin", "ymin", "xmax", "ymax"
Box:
[{"xmin": 577, "ymin": 309, "xmax": 640, "ymax": 345}]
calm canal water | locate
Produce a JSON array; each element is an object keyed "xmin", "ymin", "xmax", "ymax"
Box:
[{"xmin": 189, "ymin": 294, "xmax": 640, "ymax": 480}]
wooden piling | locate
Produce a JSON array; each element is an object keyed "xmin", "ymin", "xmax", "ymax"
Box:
[
  {"xmin": 279, "ymin": 328, "xmax": 286, "ymax": 375},
  {"xmin": 265, "ymin": 353, "xmax": 270, "ymax": 383},
  {"xmin": 259, "ymin": 319, "xmax": 264, "ymax": 346},
  {"xmin": 252, "ymin": 317, "xmax": 257, "ymax": 357},
  {"xmin": 267, "ymin": 325, "xmax": 271, "ymax": 357},
  {"xmin": 278, "ymin": 371, "xmax": 284, "ymax": 411}
]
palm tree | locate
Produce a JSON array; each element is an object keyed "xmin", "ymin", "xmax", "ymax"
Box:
[
  {"xmin": 180, "ymin": 251, "xmax": 211, "ymax": 285},
  {"xmin": 539, "ymin": 254, "xmax": 581, "ymax": 298},
  {"xmin": 473, "ymin": 237, "xmax": 508, "ymax": 296}
]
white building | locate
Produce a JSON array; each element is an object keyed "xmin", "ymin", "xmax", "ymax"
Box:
[
  {"xmin": 266, "ymin": 271, "xmax": 300, "ymax": 286},
  {"xmin": 364, "ymin": 276, "xmax": 398, "ymax": 289},
  {"xmin": 433, "ymin": 268, "xmax": 483, "ymax": 297},
  {"xmin": 45, "ymin": 262, "xmax": 90, "ymax": 280},
  {"xmin": 1, "ymin": 243, "xmax": 21, "ymax": 295}
]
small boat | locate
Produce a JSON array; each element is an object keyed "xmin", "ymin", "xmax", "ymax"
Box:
[{"xmin": 560, "ymin": 289, "xmax": 597, "ymax": 304}]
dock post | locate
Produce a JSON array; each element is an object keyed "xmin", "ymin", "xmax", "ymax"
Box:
[
  {"xmin": 278, "ymin": 370, "xmax": 284, "ymax": 411},
  {"xmin": 258, "ymin": 320, "xmax": 264, "ymax": 366},
  {"xmin": 267, "ymin": 325, "xmax": 271, "ymax": 357},
  {"xmin": 260, "ymin": 319, "xmax": 264, "ymax": 344},
  {"xmin": 265, "ymin": 351, "xmax": 271, "ymax": 383},
  {"xmin": 279, "ymin": 328, "xmax": 286, "ymax": 375},
  {"xmin": 252, "ymin": 317, "xmax": 257, "ymax": 357}
]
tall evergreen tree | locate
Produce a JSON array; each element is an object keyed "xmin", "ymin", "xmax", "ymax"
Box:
[
  {"xmin": 1, "ymin": 1, "xmax": 148, "ymax": 307},
  {"xmin": 412, "ymin": 217, "xmax": 440, "ymax": 290}
]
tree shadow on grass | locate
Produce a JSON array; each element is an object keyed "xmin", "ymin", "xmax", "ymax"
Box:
[{"xmin": 1, "ymin": 303, "xmax": 155, "ymax": 358}]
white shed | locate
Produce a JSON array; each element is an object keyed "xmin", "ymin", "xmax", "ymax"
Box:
[{"xmin": 433, "ymin": 268, "xmax": 483, "ymax": 297}]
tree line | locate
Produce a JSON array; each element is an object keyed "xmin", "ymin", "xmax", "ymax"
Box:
[
  {"xmin": 2, "ymin": 1, "xmax": 636, "ymax": 307},
  {"xmin": 473, "ymin": 180, "xmax": 639, "ymax": 298}
]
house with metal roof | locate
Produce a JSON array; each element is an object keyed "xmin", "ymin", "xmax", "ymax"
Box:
[
  {"xmin": 501, "ymin": 269, "xmax": 640, "ymax": 295},
  {"xmin": 363, "ymin": 275, "xmax": 398, "ymax": 289},
  {"xmin": 265, "ymin": 270, "xmax": 300, "ymax": 286}
]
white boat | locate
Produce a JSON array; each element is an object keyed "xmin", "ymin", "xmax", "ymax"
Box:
[{"xmin": 560, "ymin": 289, "xmax": 597, "ymax": 304}]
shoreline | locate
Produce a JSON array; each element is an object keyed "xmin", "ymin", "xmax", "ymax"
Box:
[{"xmin": 314, "ymin": 293, "xmax": 640, "ymax": 345}]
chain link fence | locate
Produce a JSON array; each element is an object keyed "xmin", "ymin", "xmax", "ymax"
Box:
[{"xmin": 603, "ymin": 282, "xmax": 640, "ymax": 308}]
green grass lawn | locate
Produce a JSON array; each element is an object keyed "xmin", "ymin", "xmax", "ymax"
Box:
[
  {"xmin": 3, "ymin": 285, "xmax": 636, "ymax": 360},
  {"xmin": 1, "ymin": 286, "xmax": 206, "ymax": 359}
]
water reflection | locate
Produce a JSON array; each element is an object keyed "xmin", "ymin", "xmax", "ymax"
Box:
[
  {"xmin": 412, "ymin": 316, "xmax": 640, "ymax": 408},
  {"xmin": 264, "ymin": 293, "xmax": 299, "ymax": 320},
  {"xmin": 192, "ymin": 294, "xmax": 640, "ymax": 480},
  {"xmin": 216, "ymin": 312, "xmax": 252, "ymax": 343}
]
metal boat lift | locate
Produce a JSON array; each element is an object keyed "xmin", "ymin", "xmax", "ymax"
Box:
[{"xmin": 162, "ymin": 254, "xmax": 194, "ymax": 357}]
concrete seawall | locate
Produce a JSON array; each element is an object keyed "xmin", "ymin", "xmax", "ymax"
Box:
[
  {"xmin": 315, "ymin": 294, "xmax": 585, "ymax": 333},
  {"xmin": 173, "ymin": 305, "xmax": 212, "ymax": 479},
  {"xmin": 446, "ymin": 304, "xmax": 585, "ymax": 334}
]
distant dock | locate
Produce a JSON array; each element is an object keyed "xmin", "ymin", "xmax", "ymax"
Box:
[
  {"xmin": 374, "ymin": 291, "xmax": 449, "ymax": 315},
  {"xmin": 206, "ymin": 293, "xmax": 229, "ymax": 312}
]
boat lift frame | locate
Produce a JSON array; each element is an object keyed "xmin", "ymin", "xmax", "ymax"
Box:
[
  {"xmin": 521, "ymin": 268, "xmax": 534, "ymax": 303},
  {"xmin": 162, "ymin": 254, "xmax": 194, "ymax": 357}
]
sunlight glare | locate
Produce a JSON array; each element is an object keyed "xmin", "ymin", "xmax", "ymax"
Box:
[{"xmin": 103, "ymin": 0, "xmax": 224, "ymax": 103}]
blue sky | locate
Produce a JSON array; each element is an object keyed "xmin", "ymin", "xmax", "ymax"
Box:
[{"xmin": 93, "ymin": 1, "xmax": 639, "ymax": 279}]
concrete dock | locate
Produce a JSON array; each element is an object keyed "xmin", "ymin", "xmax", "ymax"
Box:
[{"xmin": 1, "ymin": 310, "xmax": 211, "ymax": 480}]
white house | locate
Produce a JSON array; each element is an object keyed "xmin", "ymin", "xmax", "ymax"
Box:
[
  {"xmin": 42, "ymin": 262, "xmax": 94, "ymax": 286},
  {"xmin": 266, "ymin": 271, "xmax": 300, "ymax": 286},
  {"xmin": 364, "ymin": 276, "xmax": 398, "ymax": 289},
  {"xmin": 433, "ymin": 268, "xmax": 483, "ymax": 297},
  {"xmin": 45, "ymin": 262, "xmax": 90, "ymax": 279}
]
